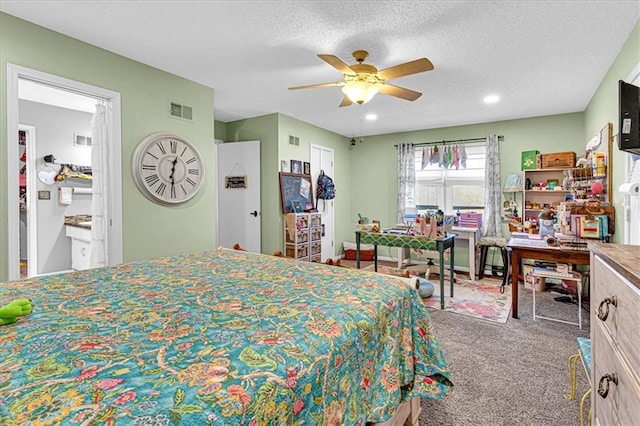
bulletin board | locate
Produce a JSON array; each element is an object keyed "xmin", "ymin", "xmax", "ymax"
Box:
[{"xmin": 279, "ymin": 172, "xmax": 314, "ymax": 213}]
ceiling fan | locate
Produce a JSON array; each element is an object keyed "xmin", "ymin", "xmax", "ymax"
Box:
[{"xmin": 288, "ymin": 50, "xmax": 434, "ymax": 107}]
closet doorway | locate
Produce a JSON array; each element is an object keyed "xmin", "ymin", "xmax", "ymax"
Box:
[{"xmin": 6, "ymin": 65, "xmax": 123, "ymax": 280}]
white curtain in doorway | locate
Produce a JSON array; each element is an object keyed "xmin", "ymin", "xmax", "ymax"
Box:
[
  {"xmin": 482, "ymin": 134, "xmax": 503, "ymax": 238},
  {"xmin": 397, "ymin": 143, "xmax": 416, "ymax": 223},
  {"xmin": 90, "ymin": 101, "xmax": 111, "ymax": 268}
]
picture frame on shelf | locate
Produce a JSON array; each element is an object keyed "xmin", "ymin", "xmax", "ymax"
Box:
[
  {"xmin": 303, "ymin": 161, "xmax": 311, "ymax": 175},
  {"xmin": 281, "ymin": 160, "xmax": 289, "ymax": 172},
  {"xmin": 290, "ymin": 160, "xmax": 302, "ymax": 174}
]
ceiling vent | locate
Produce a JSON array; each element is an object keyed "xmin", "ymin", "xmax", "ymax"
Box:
[
  {"xmin": 289, "ymin": 135, "xmax": 300, "ymax": 146},
  {"xmin": 170, "ymin": 101, "xmax": 193, "ymax": 121}
]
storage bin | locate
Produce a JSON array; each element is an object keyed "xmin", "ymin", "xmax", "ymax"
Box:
[
  {"xmin": 286, "ymin": 244, "xmax": 308, "ymax": 258},
  {"xmin": 343, "ymin": 241, "xmax": 374, "ymax": 261},
  {"xmin": 310, "ymin": 241, "xmax": 321, "ymax": 255},
  {"xmin": 458, "ymin": 212, "xmax": 483, "ymax": 228},
  {"xmin": 541, "ymin": 151, "xmax": 576, "ymax": 169}
]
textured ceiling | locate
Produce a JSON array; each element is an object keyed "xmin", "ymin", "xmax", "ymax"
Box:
[{"xmin": 2, "ymin": 1, "xmax": 639, "ymax": 138}]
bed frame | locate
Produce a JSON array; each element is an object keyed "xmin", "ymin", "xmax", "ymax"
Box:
[{"xmin": 374, "ymin": 396, "xmax": 421, "ymax": 426}]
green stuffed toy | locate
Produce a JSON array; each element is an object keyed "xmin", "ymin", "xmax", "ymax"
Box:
[{"xmin": 0, "ymin": 298, "xmax": 33, "ymax": 325}]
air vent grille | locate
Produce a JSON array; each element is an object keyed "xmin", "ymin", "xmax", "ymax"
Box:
[
  {"xmin": 289, "ymin": 135, "xmax": 300, "ymax": 146},
  {"xmin": 170, "ymin": 101, "xmax": 193, "ymax": 121}
]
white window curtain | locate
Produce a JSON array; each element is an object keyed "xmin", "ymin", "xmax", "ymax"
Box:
[
  {"xmin": 397, "ymin": 143, "xmax": 416, "ymax": 223},
  {"xmin": 90, "ymin": 101, "xmax": 111, "ymax": 268},
  {"xmin": 482, "ymin": 134, "xmax": 502, "ymax": 237}
]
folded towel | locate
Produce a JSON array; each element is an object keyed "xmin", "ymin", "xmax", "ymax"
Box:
[{"xmin": 59, "ymin": 187, "xmax": 72, "ymax": 205}]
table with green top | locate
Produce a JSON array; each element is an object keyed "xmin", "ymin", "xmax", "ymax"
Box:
[{"xmin": 355, "ymin": 231, "xmax": 456, "ymax": 309}]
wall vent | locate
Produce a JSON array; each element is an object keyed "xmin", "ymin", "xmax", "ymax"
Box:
[
  {"xmin": 289, "ymin": 135, "xmax": 300, "ymax": 146},
  {"xmin": 73, "ymin": 133, "xmax": 92, "ymax": 147},
  {"xmin": 170, "ymin": 101, "xmax": 193, "ymax": 121}
]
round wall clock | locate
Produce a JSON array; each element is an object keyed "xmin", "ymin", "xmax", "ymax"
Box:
[{"xmin": 132, "ymin": 132, "xmax": 205, "ymax": 206}]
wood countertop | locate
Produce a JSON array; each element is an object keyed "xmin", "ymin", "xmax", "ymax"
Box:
[{"xmin": 589, "ymin": 241, "xmax": 640, "ymax": 289}]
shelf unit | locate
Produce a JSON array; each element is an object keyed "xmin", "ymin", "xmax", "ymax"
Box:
[
  {"xmin": 284, "ymin": 212, "xmax": 322, "ymax": 262},
  {"xmin": 523, "ymin": 168, "xmax": 571, "ymax": 223}
]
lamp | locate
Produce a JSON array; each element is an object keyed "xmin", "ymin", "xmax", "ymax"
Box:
[{"xmin": 341, "ymin": 80, "xmax": 379, "ymax": 105}]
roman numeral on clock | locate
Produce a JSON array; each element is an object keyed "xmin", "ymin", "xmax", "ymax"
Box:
[
  {"xmin": 188, "ymin": 168, "xmax": 200, "ymax": 175},
  {"xmin": 156, "ymin": 182, "xmax": 166, "ymax": 196},
  {"xmin": 170, "ymin": 140, "xmax": 177, "ymax": 154},
  {"xmin": 142, "ymin": 164, "xmax": 156, "ymax": 171},
  {"xmin": 170, "ymin": 184, "xmax": 176, "ymax": 199},
  {"xmin": 186, "ymin": 177, "xmax": 196, "ymax": 186},
  {"xmin": 145, "ymin": 174, "xmax": 160, "ymax": 186},
  {"xmin": 157, "ymin": 142, "xmax": 166, "ymax": 154},
  {"xmin": 186, "ymin": 157, "xmax": 196, "ymax": 164}
]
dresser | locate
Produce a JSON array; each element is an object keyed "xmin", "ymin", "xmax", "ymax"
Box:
[{"xmin": 588, "ymin": 242, "xmax": 640, "ymax": 425}]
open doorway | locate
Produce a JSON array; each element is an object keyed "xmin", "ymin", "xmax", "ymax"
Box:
[{"xmin": 6, "ymin": 64, "xmax": 123, "ymax": 280}]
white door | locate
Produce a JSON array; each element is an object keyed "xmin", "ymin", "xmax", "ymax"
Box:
[
  {"xmin": 216, "ymin": 140, "xmax": 261, "ymax": 253},
  {"xmin": 310, "ymin": 144, "xmax": 334, "ymax": 261}
]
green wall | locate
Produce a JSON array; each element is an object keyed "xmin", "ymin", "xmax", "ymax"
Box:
[
  {"xmin": 225, "ymin": 113, "xmax": 349, "ymax": 255},
  {"xmin": 225, "ymin": 113, "xmax": 280, "ymax": 254},
  {"xmin": 277, "ymin": 114, "xmax": 351, "ymax": 252},
  {"xmin": 214, "ymin": 119, "xmax": 228, "ymax": 142},
  {"xmin": 348, "ymin": 113, "xmax": 585, "ymax": 267},
  {"xmin": 584, "ymin": 19, "xmax": 639, "ymax": 243},
  {"xmin": 0, "ymin": 13, "xmax": 215, "ymax": 280}
]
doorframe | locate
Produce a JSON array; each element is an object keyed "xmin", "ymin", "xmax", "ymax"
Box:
[
  {"xmin": 310, "ymin": 143, "xmax": 335, "ymax": 260},
  {"xmin": 18, "ymin": 124, "xmax": 38, "ymax": 277},
  {"xmin": 6, "ymin": 64, "xmax": 123, "ymax": 280}
]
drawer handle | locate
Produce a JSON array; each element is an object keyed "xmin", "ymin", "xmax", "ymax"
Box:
[
  {"xmin": 596, "ymin": 296, "xmax": 617, "ymax": 321},
  {"xmin": 597, "ymin": 373, "xmax": 618, "ymax": 399}
]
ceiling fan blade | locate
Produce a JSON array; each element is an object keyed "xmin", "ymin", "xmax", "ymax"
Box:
[
  {"xmin": 378, "ymin": 83, "xmax": 422, "ymax": 101},
  {"xmin": 288, "ymin": 81, "xmax": 344, "ymax": 90},
  {"xmin": 339, "ymin": 96, "xmax": 353, "ymax": 107},
  {"xmin": 378, "ymin": 58, "xmax": 434, "ymax": 81},
  {"xmin": 318, "ymin": 54, "xmax": 357, "ymax": 76}
]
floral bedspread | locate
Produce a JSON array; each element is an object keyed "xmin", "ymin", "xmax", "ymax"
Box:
[{"xmin": 0, "ymin": 249, "xmax": 452, "ymax": 425}]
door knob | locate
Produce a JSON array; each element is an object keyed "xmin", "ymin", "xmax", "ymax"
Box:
[{"xmin": 250, "ymin": 210, "xmax": 258, "ymax": 217}]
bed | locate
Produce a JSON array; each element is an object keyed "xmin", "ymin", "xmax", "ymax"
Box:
[{"xmin": 0, "ymin": 248, "xmax": 452, "ymax": 425}]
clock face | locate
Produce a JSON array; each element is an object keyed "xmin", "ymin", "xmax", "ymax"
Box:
[{"xmin": 132, "ymin": 133, "xmax": 204, "ymax": 205}]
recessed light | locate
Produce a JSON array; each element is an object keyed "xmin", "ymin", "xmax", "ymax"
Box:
[
  {"xmin": 365, "ymin": 113, "xmax": 378, "ymax": 121},
  {"xmin": 484, "ymin": 95, "xmax": 500, "ymax": 104}
]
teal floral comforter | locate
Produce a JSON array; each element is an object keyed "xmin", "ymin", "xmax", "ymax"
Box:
[{"xmin": 0, "ymin": 249, "xmax": 452, "ymax": 425}]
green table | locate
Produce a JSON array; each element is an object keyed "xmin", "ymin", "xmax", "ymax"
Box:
[{"xmin": 355, "ymin": 231, "xmax": 456, "ymax": 309}]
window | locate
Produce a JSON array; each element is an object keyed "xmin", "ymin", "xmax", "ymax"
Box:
[{"xmin": 413, "ymin": 142, "xmax": 486, "ymax": 215}]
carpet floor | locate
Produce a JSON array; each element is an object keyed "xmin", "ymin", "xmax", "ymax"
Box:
[
  {"xmin": 420, "ymin": 285, "xmax": 591, "ymax": 425},
  {"xmin": 341, "ymin": 259, "xmax": 591, "ymax": 425}
]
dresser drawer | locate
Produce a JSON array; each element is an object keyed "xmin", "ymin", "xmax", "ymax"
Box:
[
  {"xmin": 593, "ymin": 256, "xmax": 640, "ymax": 374},
  {"xmin": 592, "ymin": 324, "xmax": 640, "ymax": 426}
]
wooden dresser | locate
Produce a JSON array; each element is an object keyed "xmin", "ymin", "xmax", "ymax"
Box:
[{"xmin": 588, "ymin": 242, "xmax": 640, "ymax": 425}]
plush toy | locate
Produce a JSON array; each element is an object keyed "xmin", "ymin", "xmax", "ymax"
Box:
[
  {"xmin": 0, "ymin": 298, "xmax": 33, "ymax": 325},
  {"xmin": 538, "ymin": 207, "xmax": 556, "ymax": 237}
]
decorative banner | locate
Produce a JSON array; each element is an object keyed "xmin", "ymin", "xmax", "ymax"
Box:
[{"xmin": 225, "ymin": 175, "xmax": 247, "ymax": 189}]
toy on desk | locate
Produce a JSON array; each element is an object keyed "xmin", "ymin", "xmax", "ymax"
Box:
[
  {"xmin": 0, "ymin": 298, "xmax": 33, "ymax": 325},
  {"xmin": 538, "ymin": 207, "xmax": 556, "ymax": 237}
]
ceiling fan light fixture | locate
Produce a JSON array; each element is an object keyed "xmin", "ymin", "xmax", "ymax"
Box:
[{"xmin": 342, "ymin": 81, "xmax": 379, "ymax": 105}]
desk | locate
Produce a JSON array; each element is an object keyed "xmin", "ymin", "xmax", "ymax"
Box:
[
  {"xmin": 356, "ymin": 231, "xmax": 455, "ymax": 309},
  {"xmin": 509, "ymin": 241, "xmax": 590, "ymax": 318},
  {"xmin": 396, "ymin": 226, "xmax": 479, "ymax": 281}
]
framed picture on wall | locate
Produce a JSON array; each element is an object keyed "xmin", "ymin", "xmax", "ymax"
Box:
[
  {"xmin": 290, "ymin": 160, "xmax": 302, "ymax": 174},
  {"xmin": 303, "ymin": 161, "xmax": 311, "ymax": 175}
]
